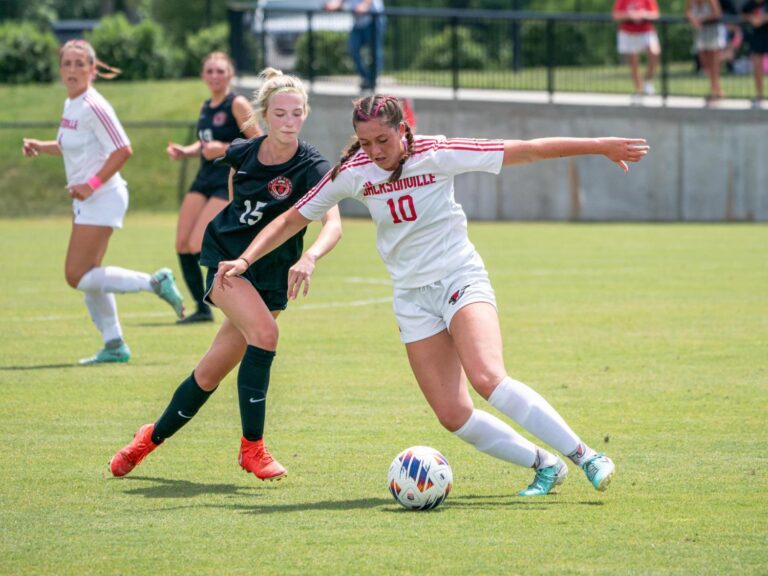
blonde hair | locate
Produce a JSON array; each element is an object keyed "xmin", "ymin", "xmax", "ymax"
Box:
[
  {"xmin": 201, "ymin": 51, "xmax": 235, "ymax": 76},
  {"xmin": 242, "ymin": 67, "xmax": 309, "ymax": 132},
  {"xmin": 59, "ymin": 39, "xmax": 121, "ymax": 80}
]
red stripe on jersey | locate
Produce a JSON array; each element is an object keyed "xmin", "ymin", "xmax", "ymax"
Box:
[{"xmin": 85, "ymin": 96, "xmax": 126, "ymax": 149}]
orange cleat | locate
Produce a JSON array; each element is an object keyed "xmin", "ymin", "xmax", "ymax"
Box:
[
  {"xmin": 110, "ymin": 423, "xmax": 159, "ymax": 477},
  {"xmin": 238, "ymin": 437, "xmax": 286, "ymax": 481}
]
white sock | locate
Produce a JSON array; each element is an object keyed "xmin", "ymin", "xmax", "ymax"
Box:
[
  {"xmin": 77, "ymin": 266, "xmax": 153, "ymax": 294},
  {"xmin": 488, "ymin": 377, "xmax": 581, "ymax": 456},
  {"xmin": 83, "ymin": 291, "xmax": 123, "ymax": 343},
  {"xmin": 453, "ymin": 409, "xmax": 540, "ymax": 468}
]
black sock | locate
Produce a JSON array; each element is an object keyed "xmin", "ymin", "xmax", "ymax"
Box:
[
  {"xmin": 237, "ymin": 345, "xmax": 276, "ymax": 441},
  {"xmin": 152, "ymin": 372, "xmax": 215, "ymax": 444},
  {"xmin": 178, "ymin": 252, "xmax": 209, "ymax": 313}
]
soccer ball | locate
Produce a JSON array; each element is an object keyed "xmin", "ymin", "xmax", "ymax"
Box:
[{"xmin": 387, "ymin": 446, "xmax": 453, "ymax": 510}]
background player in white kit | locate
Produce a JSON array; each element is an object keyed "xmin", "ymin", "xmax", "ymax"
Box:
[
  {"xmin": 219, "ymin": 95, "xmax": 650, "ymax": 496},
  {"xmin": 21, "ymin": 39, "xmax": 184, "ymax": 365}
]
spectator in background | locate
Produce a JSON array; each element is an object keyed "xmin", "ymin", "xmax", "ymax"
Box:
[
  {"xmin": 612, "ymin": 0, "xmax": 661, "ymax": 99},
  {"xmin": 686, "ymin": 0, "xmax": 726, "ymax": 104},
  {"xmin": 324, "ymin": 0, "xmax": 385, "ymax": 91},
  {"xmin": 741, "ymin": 0, "xmax": 768, "ymax": 107}
]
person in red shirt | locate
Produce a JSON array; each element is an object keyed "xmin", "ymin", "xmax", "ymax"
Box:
[{"xmin": 612, "ymin": 0, "xmax": 662, "ymax": 98}]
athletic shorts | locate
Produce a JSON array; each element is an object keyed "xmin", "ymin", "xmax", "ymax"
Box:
[
  {"xmin": 392, "ymin": 255, "xmax": 497, "ymax": 344},
  {"xmin": 203, "ymin": 267, "xmax": 288, "ymax": 312},
  {"xmin": 696, "ymin": 23, "xmax": 726, "ymax": 51},
  {"xmin": 617, "ymin": 30, "xmax": 661, "ymax": 55},
  {"xmin": 188, "ymin": 179, "xmax": 229, "ymax": 201},
  {"xmin": 72, "ymin": 184, "xmax": 128, "ymax": 229}
]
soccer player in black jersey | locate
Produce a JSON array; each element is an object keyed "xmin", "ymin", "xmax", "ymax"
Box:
[
  {"xmin": 110, "ymin": 68, "xmax": 342, "ymax": 481},
  {"xmin": 167, "ymin": 52, "xmax": 262, "ymax": 324}
]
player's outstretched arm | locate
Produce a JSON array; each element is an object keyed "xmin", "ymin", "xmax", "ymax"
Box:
[
  {"xmin": 22, "ymin": 138, "xmax": 61, "ymax": 158},
  {"xmin": 218, "ymin": 207, "xmax": 312, "ymax": 288},
  {"xmin": 502, "ymin": 137, "xmax": 649, "ymax": 172},
  {"xmin": 286, "ymin": 205, "xmax": 343, "ymax": 300}
]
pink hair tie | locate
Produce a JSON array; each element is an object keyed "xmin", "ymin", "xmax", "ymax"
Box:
[{"xmin": 87, "ymin": 175, "xmax": 103, "ymax": 190}]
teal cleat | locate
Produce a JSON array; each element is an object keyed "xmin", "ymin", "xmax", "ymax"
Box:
[
  {"xmin": 79, "ymin": 342, "xmax": 131, "ymax": 365},
  {"xmin": 582, "ymin": 454, "xmax": 615, "ymax": 492},
  {"xmin": 518, "ymin": 458, "xmax": 568, "ymax": 497},
  {"xmin": 151, "ymin": 268, "xmax": 185, "ymax": 319}
]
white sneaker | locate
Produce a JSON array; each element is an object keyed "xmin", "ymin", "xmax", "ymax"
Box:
[{"xmin": 643, "ymin": 81, "xmax": 655, "ymax": 96}]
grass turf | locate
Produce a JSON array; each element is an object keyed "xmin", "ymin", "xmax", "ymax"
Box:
[{"xmin": 0, "ymin": 215, "xmax": 766, "ymax": 575}]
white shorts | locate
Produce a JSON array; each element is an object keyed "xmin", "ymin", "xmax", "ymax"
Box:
[
  {"xmin": 392, "ymin": 255, "xmax": 497, "ymax": 344},
  {"xmin": 696, "ymin": 24, "xmax": 726, "ymax": 52},
  {"xmin": 72, "ymin": 184, "xmax": 129, "ymax": 229},
  {"xmin": 617, "ymin": 30, "xmax": 661, "ymax": 55}
]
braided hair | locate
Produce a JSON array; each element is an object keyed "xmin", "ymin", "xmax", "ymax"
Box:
[{"xmin": 330, "ymin": 95, "xmax": 415, "ymax": 183}]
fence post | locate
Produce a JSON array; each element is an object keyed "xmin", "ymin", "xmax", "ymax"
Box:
[
  {"xmin": 451, "ymin": 16, "xmax": 460, "ymax": 97},
  {"xmin": 307, "ymin": 10, "xmax": 316, "ymax": 84},
  {"xmin": 660, "ymin": 20, "xmax": 669, "ymax": 105},
  {"xmin": 546, "ymin": 19, "xmax": 555, "ymax": 103}
]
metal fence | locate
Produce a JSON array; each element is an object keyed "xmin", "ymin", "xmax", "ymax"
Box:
[{"xmin": 227, "ymin": 4, "xmax": 759, "ymax": 101}]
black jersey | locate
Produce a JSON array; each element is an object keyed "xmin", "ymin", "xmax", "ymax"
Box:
[
  {"xmin": 200, "ymin": 136, "xmax": 331, "ymax": 291},
  {"xmin": 192, "ymin": 92, "xmax": 243, "ymax": 193}
]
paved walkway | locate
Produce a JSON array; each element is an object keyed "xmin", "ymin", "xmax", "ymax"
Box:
[{"xmin": 236, "ymin": 75, "xmax": 763, "ymax": 111}]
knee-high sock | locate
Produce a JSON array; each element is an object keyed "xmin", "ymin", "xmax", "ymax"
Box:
[
  {"xmin": 488, "ymin": 377, "xmax": 580, "ymax": 456},
  {"xmin": 83, "ymin": 291, "xmax": 122, "ymax": 343},
  {"xmin": 77, "ymin": 266, "xmax": 152, "ymax": 294},
  {"xmin": 453, "ymin": 409, "xmax": 541, "ymax": 468},
  {"xmin": 152, "ymin": 372, "xmax": 215, "ymax": 444},
  {"xmin": 238, "ymin": 345, "xmax": 276, "ymax": 441},
  {"xmin": 178, "ymin": 252, "xmax": 208, "ymax": 311}
]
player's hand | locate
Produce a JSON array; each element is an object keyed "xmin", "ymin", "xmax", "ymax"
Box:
[
  {"xmin": 217, "ymin": 258, "xmax": 250, "ymax": 289},
  {"xmin": 601, "ymin": 137, "xmax": 649, "ymax": 172},
  {"xmin": 67, "ymin": 182, "xmax": 96, "ymax": 201},
  {"xmin": 22, "ymin": 138, "xmax": 40, "ymax": 157},
  {"xmin": 287, "ymin": 253, "xmax": 317, "ymax": 299},
  {"xmin": 166, "ymin": 141, "xmax": 185, "ymax": 160}
]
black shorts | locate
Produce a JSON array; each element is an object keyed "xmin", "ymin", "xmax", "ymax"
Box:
[
  {"xmin": 203, "ymin": 267, "xmax": 288, "ymax": 312},
  {"xmin": 748, "ymin": 29, "xmax": 768, "ymax": 54},
  {"xmin": 188, "ymin": 179, "xmax": 229, "ymax": 201}
]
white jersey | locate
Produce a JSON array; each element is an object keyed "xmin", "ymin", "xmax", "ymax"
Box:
[
  {"xmin": 297, "ymin": 135, "xmax": 504, "ymax": 289},
  {"xmin": 57, "ymin": 87, "xmax": 130, "ymax": 193}
]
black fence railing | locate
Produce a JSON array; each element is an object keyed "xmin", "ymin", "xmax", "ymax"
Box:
[{"xmin": 227, "ymin": 3, "xmax": 759, "ymax": 101}]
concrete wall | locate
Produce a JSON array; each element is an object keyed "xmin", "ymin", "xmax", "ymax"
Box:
[{"xmin": 243, "ymin": 90, "xmax": 768, "ymax": 221}]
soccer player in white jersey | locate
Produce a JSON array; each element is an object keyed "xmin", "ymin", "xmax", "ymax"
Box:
[
  {"xmin": 217, "ymin": 95, "xmax": 650, "ymax": 496},
  {"xmin": 21, "ymin": 39, "xmax": 184, "ymax": 365}
]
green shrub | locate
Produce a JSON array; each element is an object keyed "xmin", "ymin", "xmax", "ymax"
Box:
[
  {"xmin": 0, "ymin": 21, "xmax": 59, "ymax": 84},
  {"xmin": 183, "ymin": 23, "xmax": 230, "ymax": 77},
  {"xmin": 88, "ymin": 14, "xmax": 182, "ymax": 80},
  {"xmin": 411, "ymin": 26, "xmax": 487, "ymax": 71},
  {"xmin": 295, "ymin": 31, "xmax": 354, "ymax": 77}
]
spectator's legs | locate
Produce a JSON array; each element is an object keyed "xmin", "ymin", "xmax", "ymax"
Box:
[
  {"xmin": 627, "ymin": 53, "xmax": 642, "ymax": 93},
  {"xmin": 349, "ymin": 24, "xmax": 372, "ymax": 89},
  {"xmin": 752, "ymin": 53, "xmax": 765, "ymax": 100}
]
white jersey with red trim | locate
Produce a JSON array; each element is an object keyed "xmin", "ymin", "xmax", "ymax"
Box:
[
  {"xmin": 57, "ymin": 87, "xmax": 130, "ymax": 192},
  {"xmin": 297, "ymin": 135, "xmax": 504, "ymax": 288}
]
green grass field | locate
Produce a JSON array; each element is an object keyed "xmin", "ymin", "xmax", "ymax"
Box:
[{"xmin": 0, "ymin": 215, "xmax": 766, "ymax": 575}]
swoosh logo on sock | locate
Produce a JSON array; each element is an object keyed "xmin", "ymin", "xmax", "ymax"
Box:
[
  {"xmin": 177, "ymin": 411, "xmax": 193, "ymax": 419},
  {"xmin": 249, "ymin": 397, "xmax": 265, "ymax": 404}
]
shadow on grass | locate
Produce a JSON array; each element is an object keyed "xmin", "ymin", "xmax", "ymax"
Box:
[
  {"xmin": 116, "ymin": 476, "xmax": 256, "ymax": 498},
  {"xmin": 0, "ymin": 363, "xmax": 79, "ymax": 371}
]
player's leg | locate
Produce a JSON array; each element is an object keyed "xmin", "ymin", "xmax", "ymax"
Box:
[
  {"xmin": 65, "ymin": 224, "xmax": 130, "ymax": 363},
  {"xmin": 627, "ymin": 52, "xmax": 642, "ymax": 94},
  {"xmin": 109, "ymin": 319, "xmax": 246, "ymax": 477},
  {"xmin": 176, "ymin": 193, "xmax": 221, "ymax": 323},
  {"xmin": 752, "ymin": 53, "xmax": 765, "ymax": 101},
  {"xmin": 209, "ymin": 276, "xmax": 286, "ymax": 480},
  {"xmin": 405, "ymin": 330, "xmax": 564, "ymax": 496},
  {"xmin": 450, "ymin": 302, "xmax": 614, "ymax": 492}
]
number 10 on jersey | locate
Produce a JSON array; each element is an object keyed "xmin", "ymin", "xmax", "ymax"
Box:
[{"xmin": 387, "ymin": 194, "xmax": 417, "ymax": 224}]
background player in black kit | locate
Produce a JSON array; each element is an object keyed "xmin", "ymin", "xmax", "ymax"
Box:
[
  {"xmin": 167, "ymin": 52, "xmax": 262, "ymax": 324},
  {"xmin": 110, "ymin": 68, "xmax": 342, "ymax": 480}
]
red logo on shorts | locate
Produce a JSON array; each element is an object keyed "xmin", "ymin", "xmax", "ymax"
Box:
[
  {"xmin": 212, "ymin": 111, "xmax": 228, "ymax": 127},
  {"xmin": 448, "ymin": 284, "xmax": 470, "ymax": 305},
  {"xmin": 267, "ymin": 176, "xmax": 293, "ymax": 200}
]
